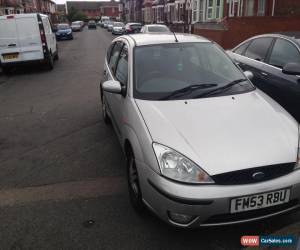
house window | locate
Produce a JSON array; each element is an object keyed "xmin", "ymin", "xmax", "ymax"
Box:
[
  {"xmin": 257, "ymin": 0, "xmax": 265, "ymax": 16},
  {"xmin": 215, "ymin": 0, "xmax": 222, "ymax": 19},
  {"xmin": 245, "ymin": 0, "xmax": 254, "ymax": 16},
  {"xmin": 192, "ymin": 0, "xmax": 198, "ymax": 23},
  {"xmin": 207, "ymin": 0, "xmax": 213, "ymax": 19}
]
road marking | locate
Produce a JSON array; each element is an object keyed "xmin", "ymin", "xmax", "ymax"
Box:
[{"xmin": 0, "ymin": 176, "xmax": 126, "ymax": 207}]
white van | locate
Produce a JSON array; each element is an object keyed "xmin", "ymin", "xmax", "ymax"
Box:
[{"xmin": 0, "ymin": 13, "xmax": 58, "ymax": 73}]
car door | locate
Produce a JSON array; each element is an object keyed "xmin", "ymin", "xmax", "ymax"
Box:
[
  {"xmin": 42, "ymin": 16, "xmax": 56, "ymax": 55},
  {"xmin": 263, "ymin": 38, "xmax": 300, "ymax": 121},
  {"xmin": 104, "ymin": 41, "xmax": 129, "ymax": 138},
  {"xmin": 232, "ymin": 37, "xmax": 274, "ymax": 93}
]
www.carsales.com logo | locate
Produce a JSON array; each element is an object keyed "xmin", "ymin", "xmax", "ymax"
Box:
[
  {"xmin": 241, "ymin": 236, "xmax": 260, "ymax": 247},
  {"xmin": 241, "ymin": 235, "xmax": 296, "ymax": 247}
]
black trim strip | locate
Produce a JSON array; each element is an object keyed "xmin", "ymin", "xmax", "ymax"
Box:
[{"xmin": 148, "ymin": 179, "xmax": 214, "ymax": 205}]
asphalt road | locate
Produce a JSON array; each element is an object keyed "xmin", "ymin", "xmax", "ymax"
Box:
[{"xmin": 0, "ymin": 27, "xmax": 299, "ymax": 250}]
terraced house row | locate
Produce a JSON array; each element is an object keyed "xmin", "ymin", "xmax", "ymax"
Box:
[
  {"xmin": 120, "ymin": 0, "xmax": 300, "ymax": 48},
  {"xmin": 0, "ymin": 0, "xmax": 56, "ymax": 19}
]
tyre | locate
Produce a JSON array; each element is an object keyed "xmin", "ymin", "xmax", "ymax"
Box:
[
  {"xmin": 127, "ymin": 151, "xmax": 145, "ymax": 213},
  {"xmin": 101, "ymin": 95, "xmax": 111, "ymax": 124},
  {"xmin": 46, "ymin": 52, "xmax": 54, "ymax": 70},
  {"xmin": 1, "ymin": 65, "xmax": 11, "ymax": 75},
  {"xmin": 54, "ymin": 48, "xmax": 59, "ymax": 60}
]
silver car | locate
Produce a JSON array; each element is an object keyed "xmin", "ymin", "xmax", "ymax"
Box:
[
  {"xmin": 140, "ymin": 24, "xmax": 171, "ymax": 33},
  {"xmin": 112, "ymin": 22, "xmax": 125, "ymax": 35},
  {"xmin": 100, "ymin": 34, "xmax": 300, "ymax": 227}
]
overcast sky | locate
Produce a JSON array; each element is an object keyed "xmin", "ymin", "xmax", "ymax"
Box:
[{"xmin": 53, "ymin": 0, "xmax": 112, "ymax": 5}]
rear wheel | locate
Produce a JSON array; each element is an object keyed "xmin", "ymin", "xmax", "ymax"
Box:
[
  {"xmin": 1, "ymin": 65, "xmax": 11, "ymax": 75},
  {"xmin": 127, "ymin": 151, "xmax": 145, "ymax": 213},
  {"xmin": 54, "ymin": 47, "xmax": 59, "ymax": 61},
  {"xmin": 46, "ymin": 52, "xmax": 54, "ymax": 70}
]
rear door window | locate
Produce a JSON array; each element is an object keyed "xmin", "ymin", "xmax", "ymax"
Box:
[
  {"xmin": 244, "ymin": 37, "xmax": 273, "ymax": 61},
  {"xmin": 0, "ymin": 18, "xmax": 18, "ymax": 47},
  {"xmin": 16, "ymin": 17, "xmax": 40, "ymax": 47},
  {"xmin": 268, "ymin": 38, "xmax": 300, "ymax": 68}
]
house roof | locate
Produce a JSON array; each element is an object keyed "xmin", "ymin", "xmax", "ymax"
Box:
[{"xmin": 66, "ymin": 1, "xmax": 118, "ymax": 10}]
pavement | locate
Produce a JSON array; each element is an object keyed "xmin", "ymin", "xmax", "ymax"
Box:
[{"xmin": 0, "ymin": 27, "xmax": 299, "ymax": 250}]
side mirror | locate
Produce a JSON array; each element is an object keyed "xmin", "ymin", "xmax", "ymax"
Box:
[
  {"xmin": 102, "ymin": 80, "xmax": 122, "ymax": 94},
  {"xmin": 282, "ymin": 63, "xmax": 300, "ymax": 75},
  {"xmin": 244, "ymin": 70, "xmax": 254, "ymax": 80}
]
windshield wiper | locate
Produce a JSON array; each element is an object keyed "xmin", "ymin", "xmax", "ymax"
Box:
[
  {"xmin": 195, "ymin": 79, "xmax": 247, "ymax": 98},
  {"xmin": 160, "ymin": 84, "xmax": 218, "ymax": 100}
]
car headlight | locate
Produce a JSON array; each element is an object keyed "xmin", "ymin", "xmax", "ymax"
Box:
[{"xmin": 152, "ymin": 143, "xmax": 214, "ymax": 184}]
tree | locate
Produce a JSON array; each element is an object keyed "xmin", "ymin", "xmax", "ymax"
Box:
[{"xmin": 67, "ymin": 7, "xmax": 87, "ymax": 22}]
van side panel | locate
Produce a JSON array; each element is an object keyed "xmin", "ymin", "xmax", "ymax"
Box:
[{"xmin": 16, "ymin": 16, "xmax": 43, "ymax": 61}]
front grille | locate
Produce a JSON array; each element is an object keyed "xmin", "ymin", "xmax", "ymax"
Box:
[
  {"xmin": 212, "ymin": 163, "xmax": 295, "ymax": 185},
  {"xmin": 203, "ymin": 199, "xmax": 299, "ymax": 225}
]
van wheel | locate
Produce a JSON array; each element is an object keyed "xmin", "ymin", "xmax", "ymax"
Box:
[
  {"xmin": 54, "ymin": 50, "xmax": 59, "ymax": 60},
  {"xmin": 127, "ymin": 151, "xmax": 145, "ymax": 213},
  {"xmin": 46, "ymin": 53, "xmax": 54, "ymax": 70},
  {"xmin": 1, "ymin": 66, "xmax": 11, "ymax": 75}
]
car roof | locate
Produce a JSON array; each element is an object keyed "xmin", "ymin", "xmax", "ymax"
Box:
[
  {"xmin": 127, "ymin": 23, "xmax": 142, "ymax": 25},
  {"xmin": 0, "ymin": 13, "xmax": 47, "ymax": 19},
  {"xmin": 119, "ymin": 33, "xmax": 211, "ymax": 47},
  {"xmin": 144, "ymin": 24, "xmax": 168, "ymax": 27}
]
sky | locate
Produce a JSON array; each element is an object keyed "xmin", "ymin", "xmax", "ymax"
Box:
[{"xmin": 53, "ymin": 0, "xmax": 111, "ymax": 5}]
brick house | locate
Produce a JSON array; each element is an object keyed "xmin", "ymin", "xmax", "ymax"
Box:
[
  {"xmin": 0, "ymin": 0, "xmax": 24, "ymax": 15},
  {"xmin": 66, "ymin": 1, "xmax": 120, "ymax": 20},
  {"xmin": 193, "ymin": 0, "xmax": 300, "ymax": 49}
]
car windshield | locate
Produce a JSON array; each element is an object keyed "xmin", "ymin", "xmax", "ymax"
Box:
[
  {"xmin": 134, "ymin": 42, "xmax": 254, "ymax": 100},
  {"xmin": 130, "ymin": 24, "xmax": 141, "ymax": 29},
  {"xmin": 57, "ymin": 24, "xmax": 70, "ymax": 30},
  {"xmin": 114, "ymin": 23, "xmax": 124, "ymax": 27},
  {"xmin": 148, "ymin": 26, "xmax": 170, "ymax": 32}
]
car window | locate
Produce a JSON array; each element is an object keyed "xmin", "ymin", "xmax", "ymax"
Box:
[
  {"xmin": 115, "ymin": 45, "xmax": 128, "ymax": 85},
  {"xmin": 244, "ymin": 38, "xmax": 273, "ymax": 61},
  {"xmin": 148, "ymin": 26, "xmax": 170, "ymax": 32},
  {"xmin": 107, "ymin": 43, "xmax": 115, "ymax": 64},
  {"xmin": 268, "ymin": 38, "xmax": 300, "ymax": 68},
  {"xmin": 134, "ymin": 42, "xmax": 253, "ymax": 100},
  {"xmin": 109, "ymin": 42, "xmax": 123, "ymax": 73},
  {"xmin": 233, "ymin": 41, "xmax": 250, "ymax": 55}
]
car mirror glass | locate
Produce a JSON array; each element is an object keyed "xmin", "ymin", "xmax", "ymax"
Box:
[
  {"xmin": 282, "ymin": 63, "xmax": 300, "ymax": 76},
  {"xmin": 244, "ymin": 70, "xmax": 254, "ymax": 80},
  {"xmin": 102, "ymin": 80, "xmax": 122, "ymax": 94}
]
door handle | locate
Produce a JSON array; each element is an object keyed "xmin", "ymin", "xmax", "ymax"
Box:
[
  {"xmin": 261, "ymin": 72, "xmax": 268, "ymax": 77},
  {"xmin": 8, "ymin": 43, "xmax": 16, "ymax": 47}
]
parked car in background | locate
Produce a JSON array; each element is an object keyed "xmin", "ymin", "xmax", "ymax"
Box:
[
  {"xmin": 124, "ymin": 23, "xmax": 142, "ymax": 34},
  {"xmin": 100, "ymin": 34, "xmax": 300, "ymax": 228},
  {"xmin": 0, "ymin": 13, "xmax": 58, "ymax": 72},
  {"xmin": 103, "ymin": 20, "xmax": 109, "ymax": 29},
  {"xmin": 55, "ymin": 23, "xmax": 73, "ymax": 40},
  {"xmin": 107, "ymin": 21, "xmax": 114, "ymax": 32},
  {"xmin": 88, "ymin": 20, "xmax": 97, "ymax": 29},
  {"xmin": 228, "ymin": 33, "xmax": 300, "ymax": 122},
  {"xmin": 100, "ymin": 16, "xmax": 110, "ymax": 27},
  {"xmin": 112, "ymin": 22, "xmax": 125, "ymax": 35},
  {"xmin": 141, "ymin": 24, "xmax": 171, "ymax": 34},
  {"xmin": 71, "ymin": 21, "xmax": 82, "ymax": 32}
]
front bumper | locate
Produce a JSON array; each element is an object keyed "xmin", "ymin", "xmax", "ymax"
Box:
[
  {"xmin": 138, "ymin": 161, "xmax": 300, "ymax": 227},
  {"xmin": 56, "ymin": 33, "xmax": 73, "ymax": 40},
  {"xmin": 112, "ymin": 30, "xmax": 124, "ymax": 34}
]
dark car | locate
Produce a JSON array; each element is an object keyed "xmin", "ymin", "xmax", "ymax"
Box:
[
  {"xmin": 124, "ymin": 23, "xmax": 142, "ymax": 34},
  {"xmin": 228, "ymin": 33, "xmax": 300, "ymax": 122},
  {"xmin": 88, "ymin": 20, "xmax": 97, "ymax": 29},
  {"xmin": 55, "ymin": 23, "xmax": 73, "ymax": 40}
]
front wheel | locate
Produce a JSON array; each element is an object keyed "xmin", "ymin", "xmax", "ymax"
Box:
[{"xmin": 127, "ymin": 152, "xmax": 145, "ymax": 213}]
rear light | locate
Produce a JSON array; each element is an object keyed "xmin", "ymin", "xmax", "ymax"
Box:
[
  {"xmin": 40, "ymin": 30, "xmax": 46, "ymax": 45},
  {"xmin": 7, "ymin": 15, "xmax": 14, "ymax": 19}
]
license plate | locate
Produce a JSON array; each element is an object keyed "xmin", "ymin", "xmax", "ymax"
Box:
[
  {"xmin": 3, "ymin": 53, "xmax": 18, "ymax": 60},
  {"xmin": 230, "ymin": 189, "xmax": 290, "ymax": 213}
]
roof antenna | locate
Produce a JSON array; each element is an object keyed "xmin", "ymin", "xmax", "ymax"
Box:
[{"xmin": 173, "ymin": 32, "xmax": 178, "ymax": 42}]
